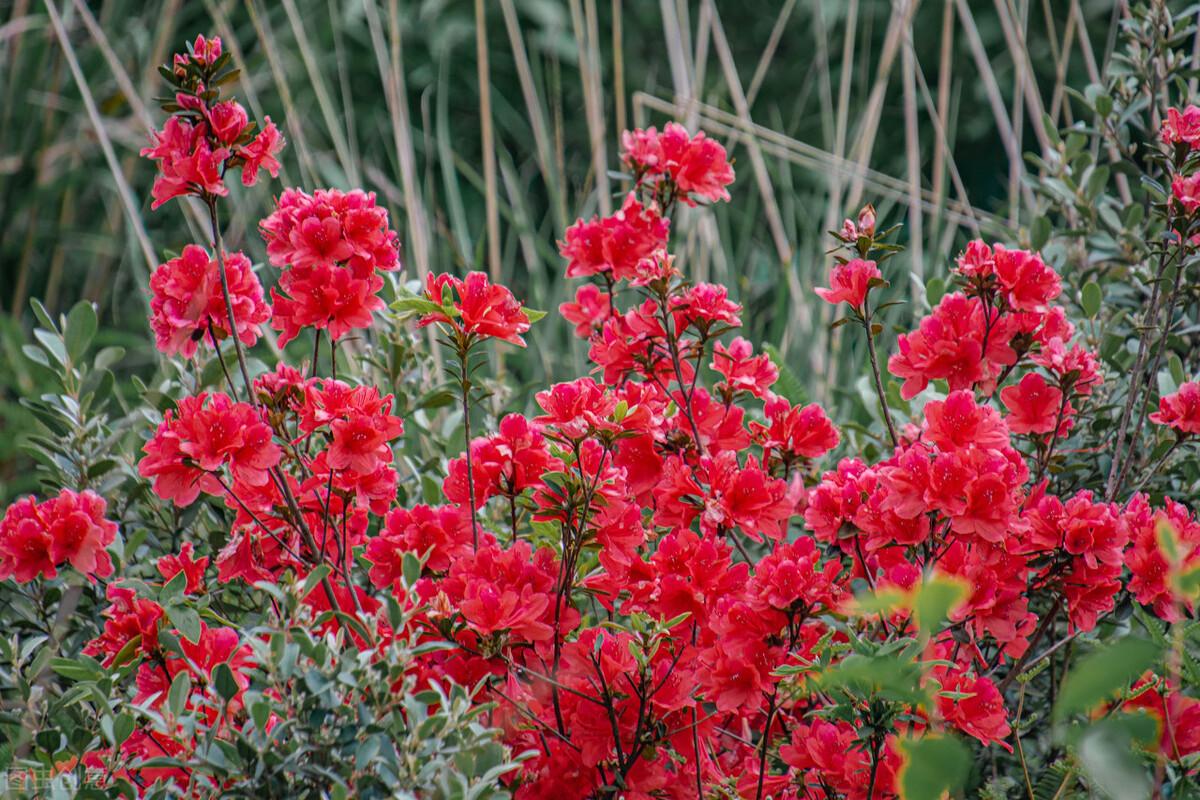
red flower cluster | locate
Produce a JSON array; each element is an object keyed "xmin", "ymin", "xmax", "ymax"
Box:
[
  {"xmin": 889, "ymin": 240, "xmax": 1082, "ymax": 401},
  {"xmin": 1162, "ymin": 104, "xmax": 1200, "ymax": 149},
  {"xmin": 558, "ymin": 193, "xmax": 669, "ymax": 279},
  {"xmin": 260, "ymin": 188, "xmax": 401, "ymax": 344},
  {"xmin": 1150, "ymin": 380, "xmax": 1200, "ymax": 435},
  {"xmin": 419, "ymin": 271, "xmax": 532, "ymax": 346},
  {"xmin": 621, "ymin": 122, "xmax": 736, "ymax": 204},
  {"xmin": 149, "ymin": 244, "xmax": 270, "ymax": 357},
  {"xmin": 815, "ymin": 257, "xmax": 881, "ymax": 311},
  {"xmin": 140, "ymin": 36, "xmax": 283, "ymax": 208},
  {"xmin": 0, "ymin": 490, "xmax": 116, "ymax": 582},
  {"xmin": 23, "ymin": 58, "xmax": 1200, "ymax": 799},
  {"xmin": 138, "ymin": 392, "xmax": 281, "ymax": 506}
]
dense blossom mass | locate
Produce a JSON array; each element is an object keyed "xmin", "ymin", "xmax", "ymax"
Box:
[{"xmin": 6, "ymin": 31, "xmax": 1200, "ymax": 800}]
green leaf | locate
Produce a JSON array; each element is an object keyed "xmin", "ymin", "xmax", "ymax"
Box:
[
  {"xmin": 898, "ymin": 735, "xmax": 971, "ymax": 800},
  {"xmin": 29, "ymin": 298, "xmax": 56, "ymax": 333},
  {"xmin": 522, "ymin": 307, "xmax": 548, "ymax": 323},
  {"xmin": 1074, "ymin": 713, "xmax": 1157, "ymax": 800},
  {"xmin": 168, "ymin": 670, "xmax": 192, "ymax": 717},
  {"xmin": 159, "ymin": 569, "xmax": 188, "ymax": 605},
  {"xmin": 213, "ymin": 662, "xmax": 240, "ymax": 702},
  {"xmin": 301, "ymin": 563, "xmax": 333, "ymax": 599},
  {"xmin": 1081, "ymin": 282, "xmax": 1103, "ymax": 318},
  {"xmin": 1030, "ymin": 216, "xmax": 1052, "ymax": 251},
  {"xmin": 1054, "ymin": 638, "xmax": 1160, "ymax": 720},
  {"xmin": 402, "ymin": 552, "xmax": 422, "ymax": 587},
  {"xmin": 64, "ymin": 300, "xmax": 98, "ymax": 363},
  {"xmin": 50, "ymin": 657, "xmax": 102, "ymax": 682},
  {"xmin": 392, "ymin": 296, "xmax": 445, "ymax": 317},
  {"xmin": 33, "ymin": 329, "xmax": 68, "ymax": 370},
  {"xmin": 924, "ymin": 277, "xmax": 946, "ymax": 307},
  {"xmin": 912, "ymin": 575, "xmax": 968, "ymax": 638},
  {"xmin": 112, "ymin": 713, "xmax": 135, "ymax": 747},
  {"xmin": 818, "ymin": 653, "xmax": 930, "ymax": 707},
  {"xmin": 1177, "ymin": 563, "xmax": 1200, "ymax": 599},
  {"xmin": 167, "ymin": 605, "xmax": 202, "ymax": 645}
]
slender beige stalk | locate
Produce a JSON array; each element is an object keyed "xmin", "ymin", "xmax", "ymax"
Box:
[
  {"xmin": 612, "ymin": 0, "xmax": 626, "ymax": 140},
  {"xmin": 475, "ymin": 0, "xmax": 501, "ymax": 286},
  {"xmin": 1042, "ymin": 0, "xmax": 1076, "ymax": 125},
  {"xmin": 815, "ymin": 0, "xmax": 858, "ymax": 394},
  {"xmin": 658, "ymin": 0, "xmax": 691, "ymax": 107},
  {"xmin": 280, "ymin": 0, "xmax": 358, "ymax": 185},
  {"xmin": 498, "ymin": 0, "xmax": 564, "ymax": 227},
  {"xmin": 723, "ymin": 0, "xmax": 798, "ymax": 155},
  {"xmin": 43, "ymin": 0, "xmax": 155, "ymax": 298},
  {"xmin": 748, "ymin": 0, "xmax": 797, "ymax": 107},
  {"xmin": 1005, "ymin": 0, "xmax": 1027, "ymax": 224},
  {"xmin": 845, "ymin": 0, "xmax": 919, "ymax": 212},
  {"xmin": 689, "ymin": 0, "xmax": 711, "ymax": 131},
  {"xmin": 954, "ymin": 0, "xmax": 1035, "ymax": 209},
  {"xmin": 992, "ymin": 0, "xmax": 1051, "ymax": 158},
  {"xmin": 71, "ymin": 0, "xmax": 210, "ymax": 241},
  {"xmin": 245, "ymin": 0, "xmax": 318, "ymax": 187},
  {"xmin": 362, "ymin": 0, "xmax": 439, "ymax": 371},
  {"xmin": 706, "ymin": 0, "xmax": 791, "ymax": 264},
  {"xmin": 808, "ymin": 0, "xmax": 833, "ymax": 151},
  {"xmin": 901, "ymin": 34, "xmax": 924, "ymax": 282},
  {"xmin": 1071, "ymin": 0, "xmax": 1133, "ymax": 205},
  {"xmin": 569, "ymin": 0, "xmax": 610, "ymax": 214},
  {"xmin": 930, "ymin": 0, "xmax": 954, "ymax": 240},
  {"xmin": 905, "ymin": 35, "xmax": 984, "ymax": 239}
]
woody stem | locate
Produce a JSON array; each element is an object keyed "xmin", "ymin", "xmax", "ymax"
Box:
[
  {"xmin": 459, "ymin": 342, "xmax": 480, "ymax": 550},
  {"xmin": 863, "ymin": 303, "xmax": 899, "ymax": 448},
  {"xmin": 205, "ymin": 196, "xmax": 256, "ymax": 407}
]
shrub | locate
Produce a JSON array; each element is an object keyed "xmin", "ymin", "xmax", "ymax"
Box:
[{"xmin": 3, "ymin": 13, "xmax": 1200, "ymax": 799}]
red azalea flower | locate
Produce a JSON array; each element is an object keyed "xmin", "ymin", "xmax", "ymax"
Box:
[
  {"xmin": 670, "ymin": 282, "xmax": 743, "ymax": 330},
  {"xmin": 923, "ymin": 389, "xmax": 1009, "ymax": 451},
  {"xmin": 237, "ymin": 117, "xmax": 285, "ymax": 186},
  {"xmin": 935, "ymin": 669, "xmax": 1012, "ymax": 749},
  {"xmin": 1001, "ymin": 372, "xmax": 1067, "ymax": 434},
  {"xmin": 710, "ymin": 337, "xmax": 778, "ymax": 398},
  {"xmin": 558, "ymin": 193, "xmax": 668, "ymax": 280},
  {"xmin": 1150, "ymin": 380, "xmax": 1200, "ymax": 435},
  {"xmin": 1172, "ymin": 173, "xmax": 1200, "ymax": 213},
  {"xmin": 420, "ymin": 271, "xmax": 531, "ymax": 346},
  {"xmin": 955, "ymin": 239, "xmax": 996, "ymax": 279},
  {"xmin": 992, "ymin": 245, "xmax": 1061, "ymax": 312},
  {"xmin": 1125, "ymin": 495, "xmax": 1200, "ymax": 621},
  {"xmin": 84, "ymin": 584, "xmax": 164, "ymax": 666},
  {"xmin": 815, "ymin": 258, "xmax": 881, "ymax": 311},
  {"xmin": 156, "ymin": 542, "xmax": 209, "ymax": 595},
  {"xmin": 559, "ymin": 283, "xmax": 612, "ymax": 338},
  {"xmin": 752, "ymin": 396, "xmax": 840, "ymax": 459},
  {"xmin": 150, "ymin": 244, "xmax": 270, "ymax": 358},
  {"xmin": 0, "ymin": 490, "xmax": 117, "ymax": 582},
  {"xmin": 206, "ymin": 100, "xmax": 249, "ymax": 145},
  {"xmin": 889, "ymin": 292, "xmax": 1016, "ymax": 399},
  {"xmin": 325, "ymin": 403, "xmax": 404, "ymax": 475},
  {"xmin": 656, "ymin": 122, "xmax": 736, "ymax": 204},
  {"xmin": 141, "ymin": 116, "xmax": 229, "ymax": 208},
  {"xmin": 260, "ymin": 187, "xmax": 399, "ymax": 344},
  {"xmin": 139, "ymin": 392, "xmax": 281, "ymax": 506},
  {"xmin": 621, "ymin": 122, "xmax": 735, "ymax": 204},
  {"xmin": 1162, "ymin": 105, "xmax": 1200, "ymax": 149}
]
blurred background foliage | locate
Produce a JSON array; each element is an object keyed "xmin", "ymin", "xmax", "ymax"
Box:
[{"xmin": 0, "ymin": 0, "xmax": 1129, "ymax": 500}]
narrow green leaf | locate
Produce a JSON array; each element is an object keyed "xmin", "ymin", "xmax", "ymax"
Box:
[
  {"xmin": 1055, "ymin": 638, "xmax": 1160, "ymax": 720},
  {"xmin": 898, "ymin": 735, "xmax": 971, "ymax": 800}
]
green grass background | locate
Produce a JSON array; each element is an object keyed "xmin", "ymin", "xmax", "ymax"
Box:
[{"xmin": 0, "ymin": 0, "xmax": 1121, "ymax": 499}]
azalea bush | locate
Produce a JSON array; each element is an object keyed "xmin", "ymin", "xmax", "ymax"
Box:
[{"xmin": 4, "ymin": 14, "xmax": 1200, "ymax": 800}]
